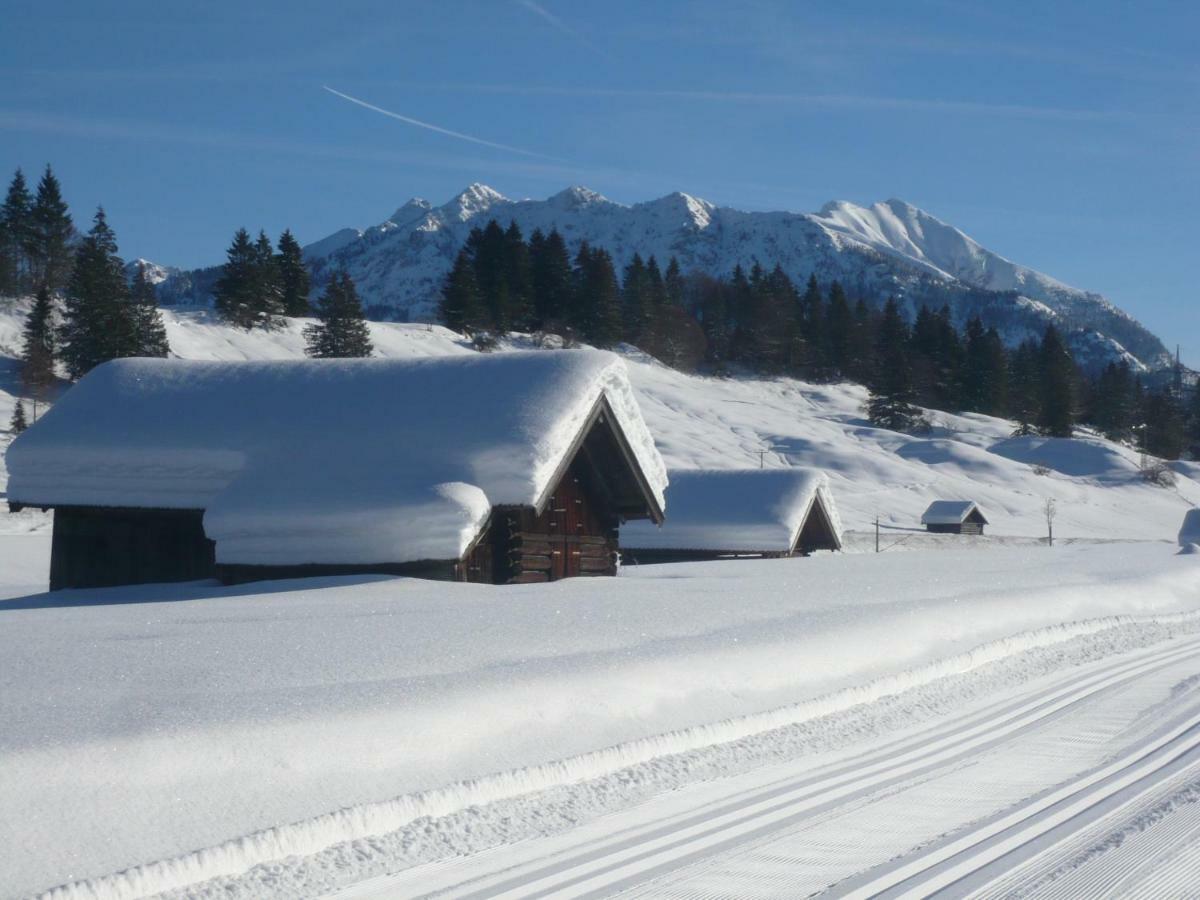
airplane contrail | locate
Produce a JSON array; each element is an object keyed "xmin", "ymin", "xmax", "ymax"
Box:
[{"xmin": 322, "ymin": 85, "xmax": 562, "ymax": 160}]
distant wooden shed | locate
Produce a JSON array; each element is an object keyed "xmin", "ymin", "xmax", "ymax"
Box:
[
  {"xmin": 6, "ymin": 351, "xmax": 666, "ymax": 589},
  {"xmin": 622, "ymin": 468, "xmax": 842, "ymax": 564},
  {"xmin": 921, "ymin": 500, "xmax": 989, "ymax": 535}
]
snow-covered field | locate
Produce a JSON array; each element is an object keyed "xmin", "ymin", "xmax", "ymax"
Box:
[
  {"xmin": 2, "ymin": 545, "xmax": 1200, "ymax": 899},
  {"xmin": 4, "ymin": 301, "xmax": 1200, "ymax": 898}
]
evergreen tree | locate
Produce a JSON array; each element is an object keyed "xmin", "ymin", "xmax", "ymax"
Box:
[
  {"xmin": 697, "ymin": 274, "xmax": 731, "ymax": 366},
  {"xmin": 530, "ymin": 228, "xmax": 572, "ymax": 328},
  {"xmin": 438, "ymin": 248, "xmax": 484, "ymax": 332},
  {"xmin": 1141, "ymin": 388, "xmax": 1185, "ymax": 460},
  {"xmin": 252, "ymin": 230, "xmax": 284, "ymax": 326},
  {"xmin": 28, "ymin": 165, "xmax": 74, "ymax": 292},
  {"xmin": 1, "ymin": 168, "xmax": 33, "ymax": 294},
  {"xmin": 129, "ymin": 261, "xmax": 170, "ymax": 357},
  {"xmin": 1090, "ymin": 360, "xmax": 1135, "ymax": 441},
  {"xmin": 979, "ymin": 326, "xmax": 1009, "ymax": 416},
  {"xmin": 866, "ymin": 298, "xmax": 923, "ymax": 431},
  {"xmin": 276, "ymin": 229, "xmax": 311, "ymax": 317},
  {"xmin": 664, "ymin": 257, "xmax": 685, "ymax": 310},
  {"xmin": 959, "ymin": 316, "xmax": 989, "ymax": 412},
  {"xmin": 799, "ymin": 275, "xmax": 825, "ymax": 375},
  {"xmin": 9, "ymin": 400, "xmax": 28, "ymax": 434},
  {"xmin": 59, "ymin": 208, "xmax": 136, "ymax": 378},
  {"xmin": 20, "ymin": 285, "xmax": 57, "ymax": 398},
  {"xmin": 304, "ymin": 271, "xmax": 374, "ymax": 358},
  {"xmin": 846, "ymin": 297, "xmax": 875, "ymax": 383},
  {"xmin": 824, "ymin": 281, "xmax": 853, "ymax": 376},
  {"xmin": 214, "ymin": 228, "xmax": 259, "ymax": 328},
  {"xmin": 621, "ymin": 253, "xmax": 653, "ymax": 344},
  {"xmin": 572, "ymin": 244, "xmax": 622, "ymax": 347},
  {"xmin": 503, "ymin": 221, "xmax": 534, "ymax": 331},
  {"xmin": 1007, "ymin": 339, "xmax": 1042, "ymax": 435},
  {"xmin": 466, "ymin": 220, "xmax": 511, "ymax": 332},
  {"xmin": 1037, "ymin": 324, "xmax": 1076, "ymax": 437}
]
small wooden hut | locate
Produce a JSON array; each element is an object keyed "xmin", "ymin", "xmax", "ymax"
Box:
[
  {"xmin": 6, "ymin": 351, "xmax": 666, "ymax": 589},
  {"xmin": 622, "ymin": 468, "xmax": 841, "ymax": 564},
  {"xmin": 921, "ymin": 500, "xmax": 988, "ymax": 535}
]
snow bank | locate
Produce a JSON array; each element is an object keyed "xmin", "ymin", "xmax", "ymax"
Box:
[
  {"xmin": 1178, "ymin": 508, "xmax": 1200, "ymax": 552},
  {"xmin": 2, "ymin": 544, "xmax": 1199, "ymax": 898},
  {"xmin": 5, "ymin": 351, "xmax": 666, "ymax": 565},
  {"xmin": 622, "ymin": 467, "xmax": 841, "ymax": 552}
]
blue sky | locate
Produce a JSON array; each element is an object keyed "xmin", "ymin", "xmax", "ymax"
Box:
[{"xmin": 3, "ymin": 0, "xmax": 1197, "ymax": 362}]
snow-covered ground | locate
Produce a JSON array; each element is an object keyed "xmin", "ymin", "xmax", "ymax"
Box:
[
  {"xmin": 4, "ymin": 302, "xmax": 1200, "ymax": 898},
  {"xmin": 2, "ymin": 545, "xmax": 1200, "ymax": 899}
]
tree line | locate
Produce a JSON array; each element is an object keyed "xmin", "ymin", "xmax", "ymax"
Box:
[
  {"xmin": 438, "ymin": 218, "xmax": 1199, "ymax": 463},
  {"xmin": 210, "ymin": 227, "xmax": 372, "ymax": 358},
  {"xmin": 4, "ymin": 166, "xmax": 170, "ymax": 433}
]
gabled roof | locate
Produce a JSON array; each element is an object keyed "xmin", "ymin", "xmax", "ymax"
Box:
[
  {"xmin": 622, "ymin": 468, "xmax": 841, "ymax": 552},
  {"xmin": 921, "ymin": 500, "xmax": 988, "ymax": 525},
  {"xmin": 5, "ymin": 350, "xmax": 667, "ymax": 566}
]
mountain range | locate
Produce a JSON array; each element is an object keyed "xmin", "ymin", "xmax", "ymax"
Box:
[{"xmin": 153, "ymin": 185, "xmax": 1171, "ymax": 371}]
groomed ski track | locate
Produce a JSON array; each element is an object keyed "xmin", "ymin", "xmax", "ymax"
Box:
[{"xmin": 334, "ymin": 632, "xmax": 1200, "ymax": 900}]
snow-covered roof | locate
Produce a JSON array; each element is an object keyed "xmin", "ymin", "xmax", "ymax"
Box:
[
  {"xmin": 621, "ymin": 468, "xmax": 841, "ymax": 552},
  {"xmin": 5, "ymin": 351, "xmax": 667, "ymax": 566},
  {"xmin": 921, "ymin": 500, "xmax": 988, "ymax": 525}
]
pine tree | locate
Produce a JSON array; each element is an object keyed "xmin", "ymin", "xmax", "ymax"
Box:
[
  {"xmin": 129, "ymin": 261, "xmax": 170, "ymax": 357},
  {"xmin": 304, "ymin": 271, "xmax": 374, "ymax": 358},
  {"xmin": 252, "ymin": 230, "xmax": 284, "ymax": 326},
  {"xmin": 438, "ymin": 248, "xmax": 484, "ymax": 332},
  {"xmin": 1090, "ymin": 360, "xmax": 1135, "ymax": 441},
  {"xmin": 846, "ymin": 297, "xmax": 875, "ymax": 382},
  {"xmin": 59, "ymin": 208, "xmax": 136, "ymax": 378},
  {"xmin": 20, "ymin": 285, "xmax": 57, "ymax": 398},
  {"xmin": 621, "ymin": 253, "xmax": 653, "ymax": 345},
  {"xmin": 979, "ymin": 326, "xmax": 1009, "ymax": 416},
  {"xmin": 1141, "ymin": 388, "xmax": 1185, "ymax": 460},
  {"xmin": 276, "ymin": 229, "xmax": 311, "ymax": 317},
  {"xmin": 9, "ymin": 400, "xmax": 28, "ymax": 434},
  {"xmin": 214, "ymin": 228, "xmax": 266, "ymax": 328},
  {"xmin": 1, "ymin": 168, "xmax": 34, "ymax": 294},
  {"xmin": 530, "ymin": 229, "xmax": 573, "ymax": 329},
  {"xmin": 1007, "ymin": 339, "xmax": 1042, "ymax": 435},
  {"xmin": 799, "ymin": 275, "xmax": 825, "ymax": 375},
  {"xmin": 28, "ymin": 165, "xmax": 74, "ymax": 292},
  {"xmin": 573, "ymin": 245, "xmax": 622, "ymax": 347},
  {"xmin": 1037, "ymin": 324, "xmax": 1076, "ymax": 437},
  {"xmin": 503, "ymin": 221, "xmax": 534, "ymax": 331},
  {"xmin": 824, "ymin": 281, "xmax": 853, "ymax": 376},
  {"xmin": 959, "ymin": 316, "xmax": 989, "ymax": 412},
  {"xmin": 867, "ymin": 298, "xmax": 923, "ymax": 431}
]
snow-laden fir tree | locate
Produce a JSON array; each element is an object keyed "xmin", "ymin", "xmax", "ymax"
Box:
[
  {"xmin": 276, "ymin": 229, "xmax": 311, "ymax": 317},
  {"xmin": 9, "ymin": 400, "xmax": 27, "ymax": 434},
  {"xmin": 29, "ymin": 166, "xmax": 74, "ymax": 293},
  {"xmin": 129, "ymin": 261, "xmax": 170, "ymax": 358},
  {"xmin": 20, "ymin": 285, "xmax": 57, "ymax": 398},
  {"xmin": 59, "ymin": 208, "xmax": 137, "ymax": 379},
  {"xmin": 304, "ymin": 271, "xmax": 373, "ymax": 358}
]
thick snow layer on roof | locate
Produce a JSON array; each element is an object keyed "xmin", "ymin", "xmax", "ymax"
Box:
[
  {"xmin": 921, "ymin": 500, "xmax": 985, "ymax": 525},
  {"xmin": 5, "ymin": 350, "xmax": 666, "ymax": 565},
  {"xmin": 622, "ymin": 468, "xmax": 840, "ymax": 552}
]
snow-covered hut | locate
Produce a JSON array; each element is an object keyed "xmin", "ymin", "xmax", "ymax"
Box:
[
  {"xmin": 621, "ymin": 468, "xmax": 841, "ymax": 563},
  {"xmin": 921, "ymin": 500, "xmax": 989, "ymax": 535},
  {"xmin": 6, "ymin": 351, "xmax": 666, "ymax": 589}
]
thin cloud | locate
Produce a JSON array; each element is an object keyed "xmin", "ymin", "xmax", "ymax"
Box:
[
  {"xmin": 395, "ymin": 82, "xmax": 1137, "ymax": 124},
  {"xmin": 322, "ymin": 86, "xmax": 563, "ymax": 160},
  {"xmin": 513, "ymin": 0, "xmax": 611, "ymax": 59}
]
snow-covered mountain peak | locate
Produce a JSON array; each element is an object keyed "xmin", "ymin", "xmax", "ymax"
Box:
[
  {"xmin": 637, "ymin": 191, "xmax": 715, "ymax": 230},
  {"xmin": 548, "ymin": 185, "xmax": 612, "ymax": 210},
  {"xmin": 388, "ymin": 197, "xmax": 433, "ymax": 225},
  {"xmin": 442, "ymin": 183, "xmax": 508, "ymax": 221}
]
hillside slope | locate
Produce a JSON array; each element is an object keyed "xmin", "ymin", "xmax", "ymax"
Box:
[
  {"xmin": 154, "ymin": 186, "xmax": 1170, "ymax": 369},
  {"xmin": 2, "ymin": 299, "xmax": 1195, "ymax": 544}
]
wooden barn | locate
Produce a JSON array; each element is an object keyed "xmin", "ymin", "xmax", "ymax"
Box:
[
  {"xmin": 921, "ymin": 500, "xmax": 989, "ymax": 535},
  {"xmin": 5, "ymin": 351, "xmax": 666, "ymax": 589},
  {"xmin": 621, "ymin": 468, "xmax": 841, "ymax": 564}
]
